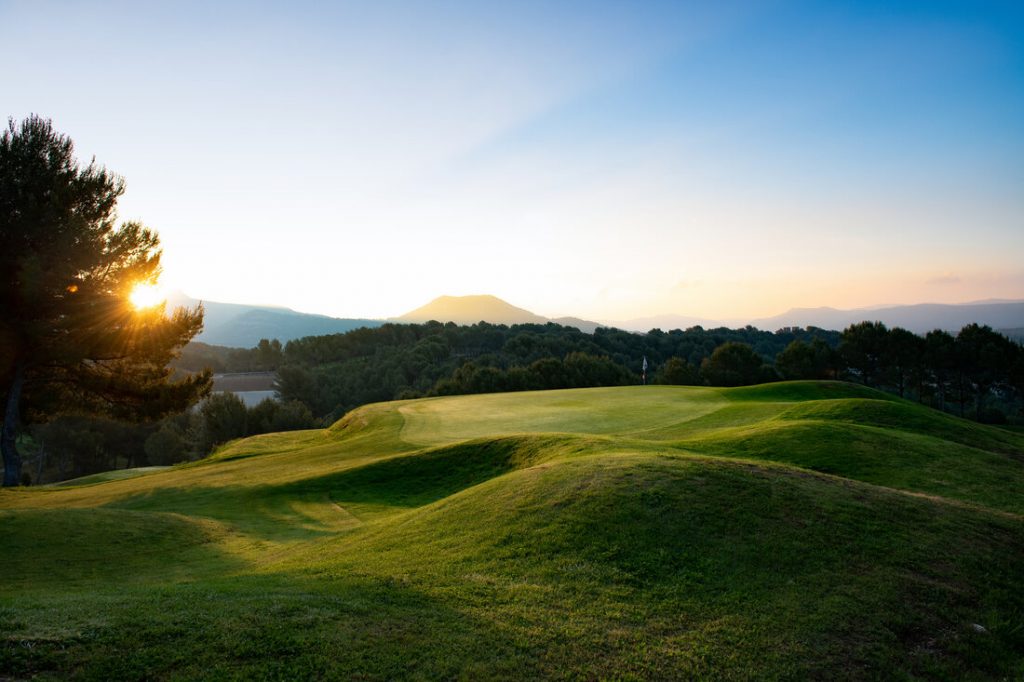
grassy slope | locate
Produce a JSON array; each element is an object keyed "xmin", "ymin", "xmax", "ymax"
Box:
[{"xmin": 1, "ymin": 381, "xmax": 1022, "ymax": 680}]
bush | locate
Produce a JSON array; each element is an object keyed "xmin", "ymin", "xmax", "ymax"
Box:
[
  {"xmin": 654, "ymin": 357, "xmax": 701, "ymax": 385},
  {"xmin": 976, "ymin": 407, "xmax": 1007, "ymax": 425},
  {"xmin": 144, "ymin": 423, "xmax": 189, "ymax": 465},
  {"xmin": 701, "ymin": 342, "xmax": 767, "ymax": 387},
  {"xmin": 190, "ymin": 392, "xmax": 248, "ymax": 454}
]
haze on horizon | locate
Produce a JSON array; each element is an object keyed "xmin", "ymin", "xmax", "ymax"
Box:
[{"xmin": 3, "ymin": 0, "xmax": 1022, "ymax": 322}]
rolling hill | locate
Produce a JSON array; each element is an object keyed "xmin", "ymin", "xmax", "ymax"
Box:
[
  {"xmin": 2, "ymin": 382, "xmax": 1022, "ymax": 679},
  {"xmin": 750, "ymin": 300, "xmax": 1024, "ymax": 334},
  {"xmin": 167, "ymin": 291, "xmax": 382, "ymax": 347},
  {"xmin": 397, "ymin": 294, "xmax": 603, "ymax": 332},
  {"xmin": 612, "ymin": 300, "xmax": 1024, "ymax": 334}
]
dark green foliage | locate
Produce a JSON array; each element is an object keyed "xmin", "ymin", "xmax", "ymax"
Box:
[
  {"xmin": 433, "ymin": 351, "xmax": 634, "ymax": 396},
  {"xmin": 885, "ymin": 327, "xmax": 925, "ymax": 398},
  {"xmin": 654, "ymin": 356, "xmax": 701, "ymax": 385},
  {"xmin": 262, "ymin": 321, "xmax": 840, "ymax": 418},
  {"xmin": 0, "ymin": 115, "xmax": 210, "ymax": 485},
  {"xmin": 776, "ymin": 337, "xmax": 835, "ymax": 380},
  {"xmin": 172, "ymin": 339, "xmax": 284, "ymax": 374},
  {"xmin": 183, "ymin": 317, "xmax": 1024, "ymax": 425},
  {"xmin": 189, "ymin": 393, "xmax": 248, "ymax": 454},
  {"xmin": 837, "ymin": 323, "xmax": 1024, "ymax": 421},
  {"xmin": 27, "ymin": 396, "xmax": 317, "ymax": 483},
  {"xmin": 840, "ymin": 321, "xmax": 890, "ymax": 386},
  {"xmin": 172, "ymin": 317, "xmax": 1023, "ymax": 427},
  {"xmin": 144, "ymin": 421, "xmax": 189, "ymax": 466},
  {"xmin": 700, "ymin": 342, "xmax": 772, "ymax": 387},
  {"xmin": 31, "ymin": 416, "xmax": 152, "ymax": 478},
  {"xmin": 955, "ymin": 323, "xmax": 1019, "ymax": 415},
  {"xmin": 924, "ymin": 329, "xmax": 958, "ymax": 410},
  {"xmin": 246, "ymin": 398, "xmax": 317, "ymax": 435}
]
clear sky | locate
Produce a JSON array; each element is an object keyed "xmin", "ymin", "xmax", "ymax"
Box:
[{"xmin": 3, "ymin": 0, "xmax": 1023, "ymax": 321}]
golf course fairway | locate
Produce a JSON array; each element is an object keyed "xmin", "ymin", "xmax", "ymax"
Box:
[{"xmin": 2, "ymin": 381, "xmax": 1022, "ymax": 679}]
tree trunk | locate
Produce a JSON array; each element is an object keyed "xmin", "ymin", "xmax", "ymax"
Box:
[
  {"xmin": 35, "ymin": 441, "xmax": 46, "ymax": 485},
  {"xmin": 2, "ymin": 360, "xmax": 26, "ymax": 486},
  {"xmin": 957, "ymin": 372, "xmax": 966, "ymax": 418}
]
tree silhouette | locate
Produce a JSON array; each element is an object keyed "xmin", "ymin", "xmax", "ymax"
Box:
[
  {"xmin": 0, "ymin": 115, "xmax": 211, "ymax": 485},
  {"xmin": 839, "ymin": 321, "xmax": 889, "ymax": 386},
  {"xmin": 700, "ymin": 342, "xmax": 767, "ymax": 387}
]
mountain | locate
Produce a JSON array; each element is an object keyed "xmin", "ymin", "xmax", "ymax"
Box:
[
  {"xmin": 750, "ymin": 300, "xmax": 1024, "ymax": 334},
  {"xmin": 172, "ymin": 289, "xmax": 1024, "ymax": 346},
  {"xmin": 398, "ymin": 294, "xmax": 545, "ymax": 325},
  {"xmin": 610, "ymin": 300, "xmax": 1024, "ymax": 334},
  {"xmin": 397, "ymin": 295, "xmax": 602, "ymax": 332},
  {"xmin": 549, "ymin": 316, "xmax": 602, "ymax": 334},
  {"xmin": 1002, "ymin": 328, "xmax": 1024, "ymax": 343},
  {"xmin": 167, "ymin": 292, "xmax": 382, "ymax": 348},
  {"xmin": 604, "ymin": 313, "xmax": 737, "ymax": 332}
]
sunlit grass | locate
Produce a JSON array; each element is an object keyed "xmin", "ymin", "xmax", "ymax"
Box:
[{"xmin": 1, "ymin": 382, "xmax": 1022, "ymax": 679}]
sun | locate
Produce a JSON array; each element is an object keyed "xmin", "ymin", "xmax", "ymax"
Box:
[{"xmin": 129, "ymin": 283, "xmax": 166, "ymax": 310}]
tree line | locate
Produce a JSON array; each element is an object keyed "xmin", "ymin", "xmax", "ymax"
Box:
[
  {"xmin": 22, "ymin": 318, "xmax": 1024, "ymax": 484},
  {"xmin": 261, "ymin": 322, "xmax": 840, "ymax": 420},
  {"xmin": 21, "ymin": 395, "xmax": 316, "ymax": 484},
  {"xmin": 835, "ymin": 321, "xmax": 1023, "ymax": 421},
  {"xmin": 172, "ymin": 339, "xmax": 285, "ymax": 374},
  {"xmin": 241, "ymin": 320, "xmax": 1017, "ymax": 424}
]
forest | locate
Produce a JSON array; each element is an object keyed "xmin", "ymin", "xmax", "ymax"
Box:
[
  {"xmin": 181, "ymin": 319, "xmax": 1022, "ymax": 422},
  {"xmin": 19, "ymin": 319, "xmax": 1021, "ymax": 485}
]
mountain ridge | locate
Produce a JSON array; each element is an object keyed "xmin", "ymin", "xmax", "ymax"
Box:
[
  {"xmin": 394, "ymin": 294, "xmax": 602, "ymax": 332},
  {"xmin": 166, "ymin": 291, "xmax": 382, "ymax": 348},
  {"xmin": 168, "ymin": 290, "xmax": 1023, "ymax": 348},
  {"xmin": 608, "ymin": 300, "xmax": 1024, "ymax": 333}
]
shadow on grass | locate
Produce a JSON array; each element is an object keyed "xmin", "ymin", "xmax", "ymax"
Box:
[
  {"xmin": 0, "ymin": 570, "xmax": 537, "ymax": 681},
  {"xmin": 102, "ymin": 435, "xmax": 604, "ymax": 540},
  {"xmin": 6, "ymin": 454, "xmax": 1024, "ymax": 680},
  {"xmin": 0, "ymin": 508, "xmax": 245, "ymax": 592}
]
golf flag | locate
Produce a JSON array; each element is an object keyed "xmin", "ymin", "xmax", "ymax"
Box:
[{"xmin": 642, "ymin": 356, "xmax": 648, "ymax": 372}]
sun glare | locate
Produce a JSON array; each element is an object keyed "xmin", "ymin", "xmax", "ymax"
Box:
[{"xmin": 129, "ymin": 283, "xmax": 165, "ymax": 310}]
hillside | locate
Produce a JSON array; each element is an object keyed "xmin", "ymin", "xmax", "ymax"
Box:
[
  {"xmin": 397, "ymin": 294, "xmax": 602, "ymax": 332},
  {"xmin": 611, "ymin": 300, "xmax": 1024, "ymax": 334},
  {"xmin": 750, "ymin": 300, "xmax": 1024, "ymax": 334},
  {"xmin": 2, "ymin": 382, "xmax": 1023, "ymax": 679},
  {"xmin": 167, "ymin": 291, "xmax": 382, "ymax": 347}
]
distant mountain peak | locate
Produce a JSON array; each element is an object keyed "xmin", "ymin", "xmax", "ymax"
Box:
[
  {"xmin": 396, "ymin": 294, "xmax": 601, "ymax": 332},
  {"xmin": 168, "ymin": 292, "xmax": 382, "ymax": 348},
  {"xmin": 398, "ymin": 294, "xmax": 546, "ymax": 326}
]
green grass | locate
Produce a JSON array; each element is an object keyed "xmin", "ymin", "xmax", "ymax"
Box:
[
  {"xmin": 1, "ymin": 381, "xmax": 1023, "ymax": 679},
  {"xmin": 51, "ymin": 466, "xmax": 170, "ymax": 487}
]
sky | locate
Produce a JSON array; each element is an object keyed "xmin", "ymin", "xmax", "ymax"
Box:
[{"xmin": 2, "ymin": 0, "xmax": 1023, "ymax": 322}]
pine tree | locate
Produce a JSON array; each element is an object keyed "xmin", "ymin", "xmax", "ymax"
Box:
[{"xmin": 1, "ymin": 115, "xmax": 211, "ymax": 485}]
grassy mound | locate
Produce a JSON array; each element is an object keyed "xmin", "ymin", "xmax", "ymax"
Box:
[
  {"xmin": 0, "ymin": 508, "xmax": 237, "ymax": 591},
  {"xmin": 1, "ymin": 381, "xmax": 1022, "ymax": 679},
  {"xmin": 723, "ymin": 380, "xmax": 896, "ymax": 402},
  {"xmin": 776, "ymin": 398, "xmax": 1024, "ymax": 454},
  {"xmin": 678, "ymin": 420, "xmax": 1024, "ymax": 514},
  {"xmin": 51, "ymin": 466, "xmax": 170, "ymax": 487},
  {"xmin": 292, "ymin": 454, "xmax": 1023, "ymax": 678}
]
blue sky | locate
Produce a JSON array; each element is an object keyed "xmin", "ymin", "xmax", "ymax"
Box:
[{"xmin": 2, "ymin": 0, "xmax": 1022, "ymax": 320}]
